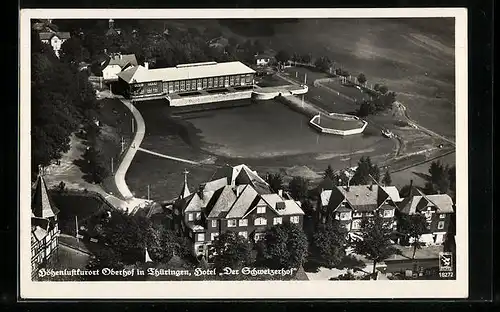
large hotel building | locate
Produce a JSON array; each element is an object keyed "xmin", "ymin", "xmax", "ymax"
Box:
[{"xmin": 117, "ymin": 61, "xmax": 256, "ymax": 100}]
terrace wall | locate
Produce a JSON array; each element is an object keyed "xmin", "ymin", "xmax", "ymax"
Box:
[
  {"xmin": 309, "ymin": 113, "xmax": 368, "ymax": 136},
  {"xmin": 168, "ymin": 89, "xmax": 253, "ymax": 107}
]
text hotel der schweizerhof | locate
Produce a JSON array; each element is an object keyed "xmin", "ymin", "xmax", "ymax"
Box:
[{"xmin": 38, "ymin": 267, "xmax": 298, "ymax": 278}]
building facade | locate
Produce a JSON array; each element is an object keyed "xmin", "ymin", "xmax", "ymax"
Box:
[
  {"xmin": 102, "ymin": 53, "xmax": 138, "ymax": 81},
  {"xmin": 318, "ymin": 183, "xmax": 402, "ymax": 236},
  {"xmin": 398, "ymin": 187, "xmax": 455, "ymax": 245},
  {"xmin": 39, "ymin": 32, "xmax": 71, "ymax": 58},
  {"xmin": 31, "ymin": 171, "xmax": 60, "ymax": 278},
  {"xmin": 117, "ymin": 61, "xmax": 256, "ymax": 100},
  {"xmin": 172, "ymin": 165, "xmax": 305, "ymax": 260}
]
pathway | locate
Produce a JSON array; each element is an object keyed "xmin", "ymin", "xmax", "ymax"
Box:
[
  {"xmin": 138, "ymin": 147, "xmax": 201, "ymax": 165},
  {"xmin": 114, "ymin": 97, "xmax": 145, "ymax": 200}
]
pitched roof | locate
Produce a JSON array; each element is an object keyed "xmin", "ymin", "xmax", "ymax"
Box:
[
  {"xmin": 225, "ymin": 185, "xmax": 259, "ymax": 218},
  {"xmin": 207, "ymin": 185, "xmax": 237, "ymax": 218},
  {"xmin": 39, "ymin": 32, "xmax": 71, "ymax": 41},
  {"xmin": 382, "ymin": 186, "xmax": 403, "ymax": 203},
  {"xmin": 32, "ymin": 226, "xmax": 48, "ymax": 242},
  {"xmin": 332, "ymin": 184, "xmax": 390, "ymax": 212},
  {"xmin": 183, "ymin": 193, "xmax": 204, "ymax": 213},
  {"xmin": 260, "ymin": 194, "xmax": 305, "ymax": 216},
  {"xmin": 117, "ymin": 61, "xmax": 255, "ymax": 84},
  {"xmin": 106, "ymin": 54, "xmax": 138, "ymax": 69},
  {"xmin": 117, "ymin": 66, "xmax": 142, "ymax": 84},
  {"xmin": 400, "ymin": 190, "xmax": 455, "ymax": 215},
  {"xmin": 320, "ymin": 190, "xmax": 332, "ymax": 206},
  {"xmin": 336, "ymin": 185, "xmax": 378, "ymax": 211},
  {"xmin": 178, "ymin": 171, "xmax": 191, "ymax": 199},
  {"xmin": 31, "ymin": 174, "xmax": 59, "ymax": 219}
]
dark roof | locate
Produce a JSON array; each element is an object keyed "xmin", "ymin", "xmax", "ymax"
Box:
[
  {"xmin": 31, "ymin": 174, "xmax": 59, "ymax": 219},
  {"xmin": 225, "ymin": 185, "xmax": 259, "ymax": 218},
  {"xmin": 210, "ymin": 165, "xmax": 233, "ymax": 184},
  {"xmin": 207, "ymin": 185, "xmax": 237, "ymax": 218},
  {"xmin": 399, "ymin": 189, "xmax": 454, "ymax": 215},
  {"xmin": 105, "ymin": 54, "xmax": 138, "ymax": 69},
  {"xmin": 106, "ymin": 28, "xmax": 122, "ymax": 36},
  {"xmin": 39, "ymin": 32, "xmax": 71, "ymax": 41},
  {"xmin": 326, "ymin": 185, "xmax": 391, "ymax": 213}
]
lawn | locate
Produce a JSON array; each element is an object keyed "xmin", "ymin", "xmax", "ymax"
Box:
[{"xmin": 94, "ymin": 97, "xmax": 135, "ymax": 198}]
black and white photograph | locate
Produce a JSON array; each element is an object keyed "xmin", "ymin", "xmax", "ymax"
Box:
[{"xmin": 20, "ymin": 8, "xmax": 468, "ymax": 299}]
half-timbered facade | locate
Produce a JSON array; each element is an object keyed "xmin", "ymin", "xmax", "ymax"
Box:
[{"xmin": 31, "ymin": 171, "xmax": 60, "ymax": 278}]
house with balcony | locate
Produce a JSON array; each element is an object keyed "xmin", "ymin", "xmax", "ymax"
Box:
[
  {"xmin": 318, "ymin": 182, "xmax": 402, "ymax": 238},
  {"xmin": 397, "ymin": 186, "xmax": 455, "ymax": 245},
  {"xmin": 31, "ymin": 169, "xmax": 60, "ymax": 278},
  {"xmin": 172, "ymin": 164, "xmax": 305, "ymax": 259}
]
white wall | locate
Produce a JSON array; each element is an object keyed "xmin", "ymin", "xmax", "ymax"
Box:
[{"xmin": 103, "ymin": 65, "xmax": 122, "ymax": 80}]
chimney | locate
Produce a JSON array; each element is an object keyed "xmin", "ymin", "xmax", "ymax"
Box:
[
  {"xmin": 109, "ymin": 18, "xmax": 114, "ymax": 29},
  {"xmin": 278, "ymin": 189, "xmax": 283, "ymax": 197},
  {"xmin": 198, "ymin": 183, "xmax": 206, "ymax": 199},
  {"xmin": 119, "ymin": 53, "xmax": 122, "ymax": 60},
  {"xmin": 368, "ymin": 181, "xmax": 373, "ymax": 191},
  {"xmin": 104, "ymin": 48, "xmax": 108, "ymax": 55},
  {"xmin": 144, "ymin": 62, "xmax": 149, "ymax": 70},
  {"xmin": 407, "ymin": 179, "xmax": 413, "ymax": 197},
  {"xmin": 236, "ymin": 186, "xmax": 240, "ymax": 197}
]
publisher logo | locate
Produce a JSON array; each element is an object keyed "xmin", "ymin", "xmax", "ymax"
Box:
[{"xmin": 439, "ymin": 252, "xmax": 453, "ymax": 272}]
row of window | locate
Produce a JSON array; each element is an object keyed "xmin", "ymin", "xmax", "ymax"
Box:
[
  {"xmin": 160, "ymin": 74, "xmax": 253, "ymax": 94},
  {"xmin": 336, "ymin": 209, "xmax": 395, "ymax": 221},
  {"xmin": 197, "ymin": 230, "xmax": 269, "ymax": 242},
  {"xmin": 207, "ymin": 216, "xmax": 300, "ymax": 228},
  {"xmin": 187, "ymin": 206, "xmax": 268, "ymax": 223}
]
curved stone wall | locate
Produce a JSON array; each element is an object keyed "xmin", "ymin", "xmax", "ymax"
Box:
[{"xmin": 309, "ymin": 113, "xmax": 368, "ymax": 136}]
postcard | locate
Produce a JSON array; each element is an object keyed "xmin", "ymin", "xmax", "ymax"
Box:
[{"xmin": 20, "ymin": 8, "xmax": 468, "ymax": 299}]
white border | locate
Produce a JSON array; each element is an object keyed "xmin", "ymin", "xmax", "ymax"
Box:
[{"xmin": 19, "ymin": 8, "xmax": 468, "ymax": 299}]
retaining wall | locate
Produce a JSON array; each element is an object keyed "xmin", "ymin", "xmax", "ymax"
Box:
[
  {"xmin": 309, "ymin": 114, "xmax": 368, "ymax": 136},
  {"xmin": 168, "ymin": 90, "xmax": 253, "ymax": 107}
]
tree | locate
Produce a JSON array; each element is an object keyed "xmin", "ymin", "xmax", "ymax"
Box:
[
  {"xmin": 398, "ymin": 214, "xmax": 428, "ymax": 259},
  {"xmin": 424, "ymin": 161, "xmax": 451, "ymax": 195},
  {"xmin": 314, "ymin": 56, "xmax": 332, "ymax": 72},
  {"xmin": 275, "ymin": 50, "xmax": 290, "ymax": 64},
  {"xmin": 59, "ymin": 36, "xmax": 90, "ymax": 66},
  {"xmin": 353, "ymin": 214, "xmax": 398, "ymax": 278},
  {"xmin": 357, "ymin": 73, "xmax": 367, "ymax": 85},
  {"xmin": 212, "ymin": 231, "xmax": 253, "ymax": 271},
  {"xmin": 311, "ymin": 221, "xmax": 348, "ymax": 268},
  {"xmin": 301, "ymin": 53, "xmax": 312, "ymax": 64},
  {"xmin": 100, "ymin": 210, "xmax": 151, "ymax": 264},
  {"xmin": 323, "ymin": 165, "xmax": 335, "ymax": 181},
  {"xmin": 256, "ymin": 222, "xmax": 309, "ymax": 270},
  {"xmin": 351, "ymin": 156, "xmax": 380, "ymax": 185},
  {"xmin": 266, "ymin": 172, "xmax": 284, "ymax": 194},
  {"xmin": 382, "ymin": 170, "xmax": 392, "ymax": 186},
  {"xmin": 378, "ymin": 85, "xmax": 389, "ymax": 94},
  {"xmin": 288, "ymin": 176, "xmax": 309, "ymax": 201},
  {"xmin": 85, "ymin": 248, "xmax": 124, "ymax": 281},
  {"xmin": 83, "ymin": 147, "xmax": 110, "ymax": 184},
  {"xmin": 146, "ymin": 225, "xmax": 183, "ymax": 264}
]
